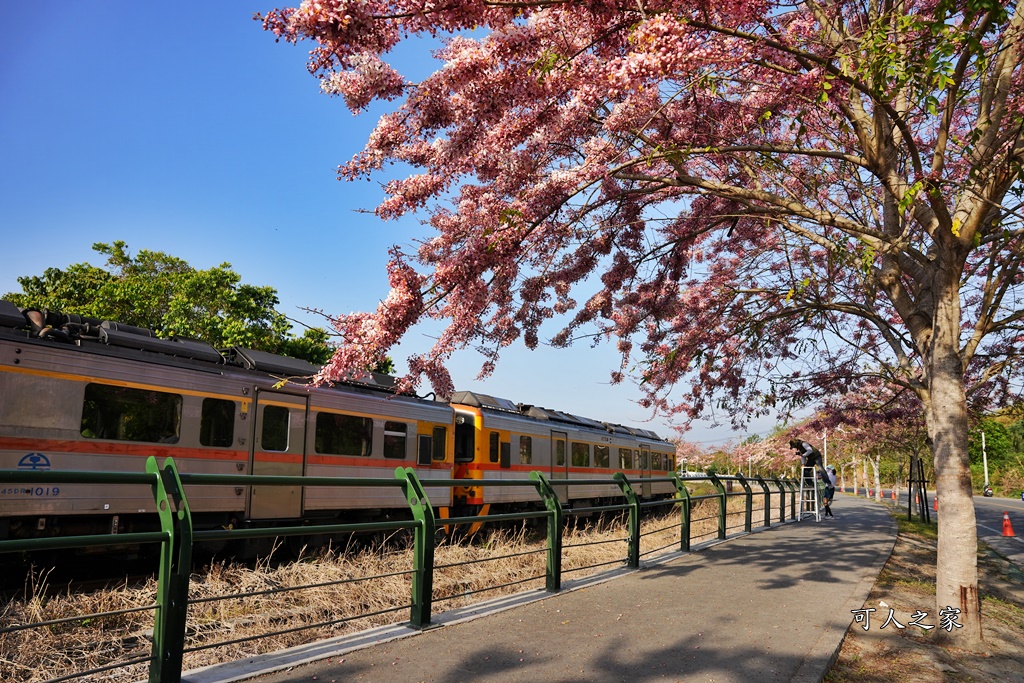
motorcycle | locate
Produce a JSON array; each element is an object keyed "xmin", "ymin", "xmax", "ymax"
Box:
[{"xmin": 983, "ymin": 485, "xmax": 994, "ymax": 497}]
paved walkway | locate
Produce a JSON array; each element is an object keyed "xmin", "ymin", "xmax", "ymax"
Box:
[{"xmin": 185, "ymin": 495, "xmax": 896, "ymax": 683}]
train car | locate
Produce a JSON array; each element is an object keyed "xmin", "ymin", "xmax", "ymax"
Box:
[
  {"xmin": 1, "ymin": 300, "xmax": 678, "ymax": 544},
  {"xmin": 449, "ymin": 391, "xmax": 677, "ymax": 515},
  {"xmin": 0, "ymin": 300, "xmax": 454, "ymax": 542}
]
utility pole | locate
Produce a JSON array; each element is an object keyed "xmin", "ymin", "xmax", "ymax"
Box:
[
  {"xmin": 822, "ymin": 429, "xmax": 827, "ymax": 468},
  {"xmin": 981, "ymin": 429, "xmax": 989, "ymax": 488}
]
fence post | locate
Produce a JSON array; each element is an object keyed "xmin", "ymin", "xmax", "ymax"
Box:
[
  {"xmin": 735, "ymin": 473, "xmax": 753, "ymax": 532},
  {"xmin": 530, "ymin": 471, "xmax": 562, "ymax": 592},
  {"xmin": 150, "ymin": 457, "xmax": 193, "ymax": 683},
  {"xmin": 754, "ymin": 475, "xmax": 771, "ymax": 528},
  {"xmin": 671, "ymin": 473, "xmax": 692, "ymax": 552},
  {"xmin": 774, "ymin": 479, "xmax": 787, "ymax": 521},
  {"xmin": 786, "ymin": 479, "xmax": 798, "ymax": 519},
  {"xmin": 613, "ymin": 473, "xmax": 641, "ymax": 568},
  {"xmin": 707, "ymin": 472, "xmax": 727, "ymax": 540},
  {"xmin": 395, "ymin": 467, "xmax": 436, "ymax": 629}
]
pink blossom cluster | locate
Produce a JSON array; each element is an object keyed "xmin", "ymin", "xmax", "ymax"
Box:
[{"xmin": 321, "ymin": 53, "xmax": 406, "ymax": 112}]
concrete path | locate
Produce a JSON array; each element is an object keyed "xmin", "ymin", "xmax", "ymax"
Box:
[{"xmin": 185, "ymin": 495, "xmax": 896, "ymax": 683}]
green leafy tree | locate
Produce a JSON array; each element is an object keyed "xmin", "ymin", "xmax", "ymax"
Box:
[
  {"xmin": 968, "ymin": 419, "xmax": 1011, "ymax": 466},
  {"xmin": 1007, "ymin": 417, "xmax": 1024, "ymax": 454},
  {"xmin": 277, "ymin": 327, "xmax": 337, "ymax": 365},
  {"xmin": 4, "ymin": 241, "xmax": 334, "ymax": 364}
]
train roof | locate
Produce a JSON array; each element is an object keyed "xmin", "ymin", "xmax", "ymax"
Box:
[
  {"xmin": 0, "ymin": 300, "xmax": 672, "ymax": 434},
  {"xmin": 0, "ymin": 300, "xmax": 406, "ymax": 398},
  {"xmin": 449, "ymin": 390, "xmax": 669, "ymax": 444}
]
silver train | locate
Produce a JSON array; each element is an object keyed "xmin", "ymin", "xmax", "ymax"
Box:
[{"xmin": 0, "ymin": 300, "xmax": 677, "ymax": 541}]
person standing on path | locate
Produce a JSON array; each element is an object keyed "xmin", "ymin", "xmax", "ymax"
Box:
[{"xmin": 821, "ymin": 464, "xmax": 837, "ymax": 518}]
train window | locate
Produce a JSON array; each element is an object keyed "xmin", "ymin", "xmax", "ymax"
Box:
[
  {"xmin": 81, "ymin": 383, "xmax": 182, "ymax": 443},
  {"xmin": 652, "ymin": 453, "xmax": 663, "ymax": 471},
  {"xmin": 432, "ymin": 426, "xmax": 447, "ymax": 462},
  {"xmin": 200, "ymin": 398, "xmax": 235, "ymax": 447},
  {"xmin": 619, "ymin": 448, "xmax": 634, "ymax": 469},
  {"xmin": 554, "ymin": 439, "xmax": 565, "ymax": 466},
  {"xmin": 417, "ymin": 434, "xmax": 432, "ymax": 465},
  {"xmin": 667, "ymin": 454, "xmax": 676, "ymax": 471},
  {"xmin": 261, "ymin": 405, "xmax": 289, "ymax": 452},
  {"xmin": 384, "ymin": 421, "xmax": 407, "ymax": 459},
  {"xmin": 519, "ymin": 435, "xmax": 532, "ymax": 464},
  {"xmin": 489, "ymin": 431, "xmax": 500, "ymax": 463},
  {"xmin": 593, "ymin": 445, "xmax": 610, "ymax": 468},
  {"xmin": 639, "ymin": 452, "xmax": 649, "ymax": 469},
  {"xmin": 315, "ymin": 412, "xmax": 372, "ymax": 456},
  {"xmin": 571, "ymin": 442, "xmax": 590, "ymax": 467}
]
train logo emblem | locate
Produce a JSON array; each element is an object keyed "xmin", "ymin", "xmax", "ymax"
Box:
[{"xmin": 17, "ymin": 453, "xmax": 51, "ymax": 471}]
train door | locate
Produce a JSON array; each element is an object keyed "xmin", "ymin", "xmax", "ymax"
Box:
[
  {"xmin": 640, "ymin": 444, "xmax": 652, "ymax": 498},
  {"xmin": 550, "ymin": 431, "xmax": 568, "ymax": 503},
  {"xmin": 452, "ymin": 410, "xmax": 478, "ymax": 509},
  {"xmin": 249, "ymin": 390, "xmax": 308, "ymax": 519}
]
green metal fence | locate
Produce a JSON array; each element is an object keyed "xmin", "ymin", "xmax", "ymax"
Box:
[{"xmin": 0, "ymin": 460, "xmax": 796, "ymax": 683}]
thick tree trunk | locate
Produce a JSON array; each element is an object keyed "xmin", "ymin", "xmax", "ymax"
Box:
[{"xmin": 924, "ymin": 271, "xmax": 982, "ymax": 646}]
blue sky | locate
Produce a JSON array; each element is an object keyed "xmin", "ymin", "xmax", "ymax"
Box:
[{"xmin": 0, "ymin": 1, "xmax": 778, "ymax": 447}]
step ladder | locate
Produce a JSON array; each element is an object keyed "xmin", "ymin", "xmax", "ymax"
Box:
[{"xmin": 798, "ymin": 466, "xmax": 821, "ymax": 522}]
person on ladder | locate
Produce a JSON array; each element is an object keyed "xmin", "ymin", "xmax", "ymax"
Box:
[
  {"xmin": 790, "ymin": 438, "xmax": 827, "ymax": 515},
  {"xmin": 790, "ymin": 438, "xmax": 828, "ymax": 483}
]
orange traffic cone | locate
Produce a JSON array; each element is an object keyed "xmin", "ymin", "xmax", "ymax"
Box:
[
  {"xmin": 1004, "ymin": 512, "xmax": 1016, "ymax": 537},
  {"xmin": 934, "ymin": 495, "xmax": 938, "ymax": 511},
  {"xmin": 891, "ymin": 489, "xmax": 896, "ymax": 500}
]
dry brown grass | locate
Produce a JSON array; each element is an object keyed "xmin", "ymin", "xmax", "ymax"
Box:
[{"xmin": 0, "ymin": 492, "xmax": 774, "ymax": 683}]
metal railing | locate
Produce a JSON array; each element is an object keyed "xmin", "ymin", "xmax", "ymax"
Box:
[{"xmin": 0, "ymin": 460, "xmax": 797, "ymax": 683}]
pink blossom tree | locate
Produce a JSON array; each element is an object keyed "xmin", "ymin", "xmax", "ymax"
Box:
[
  {"xmin": 728, "ymin": 434, "xmax": 791, "ymax": 476},
  {"xmin": 810, "ymin": 380, "xmax": 930, "ymax": 501},
  {"xmin": 262, "ymin": 0, "xmax": 1024, "ymax": 645},
  {"xmin": 673, "ymin": 438, "xmax": 714, "ymax": 472}
]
